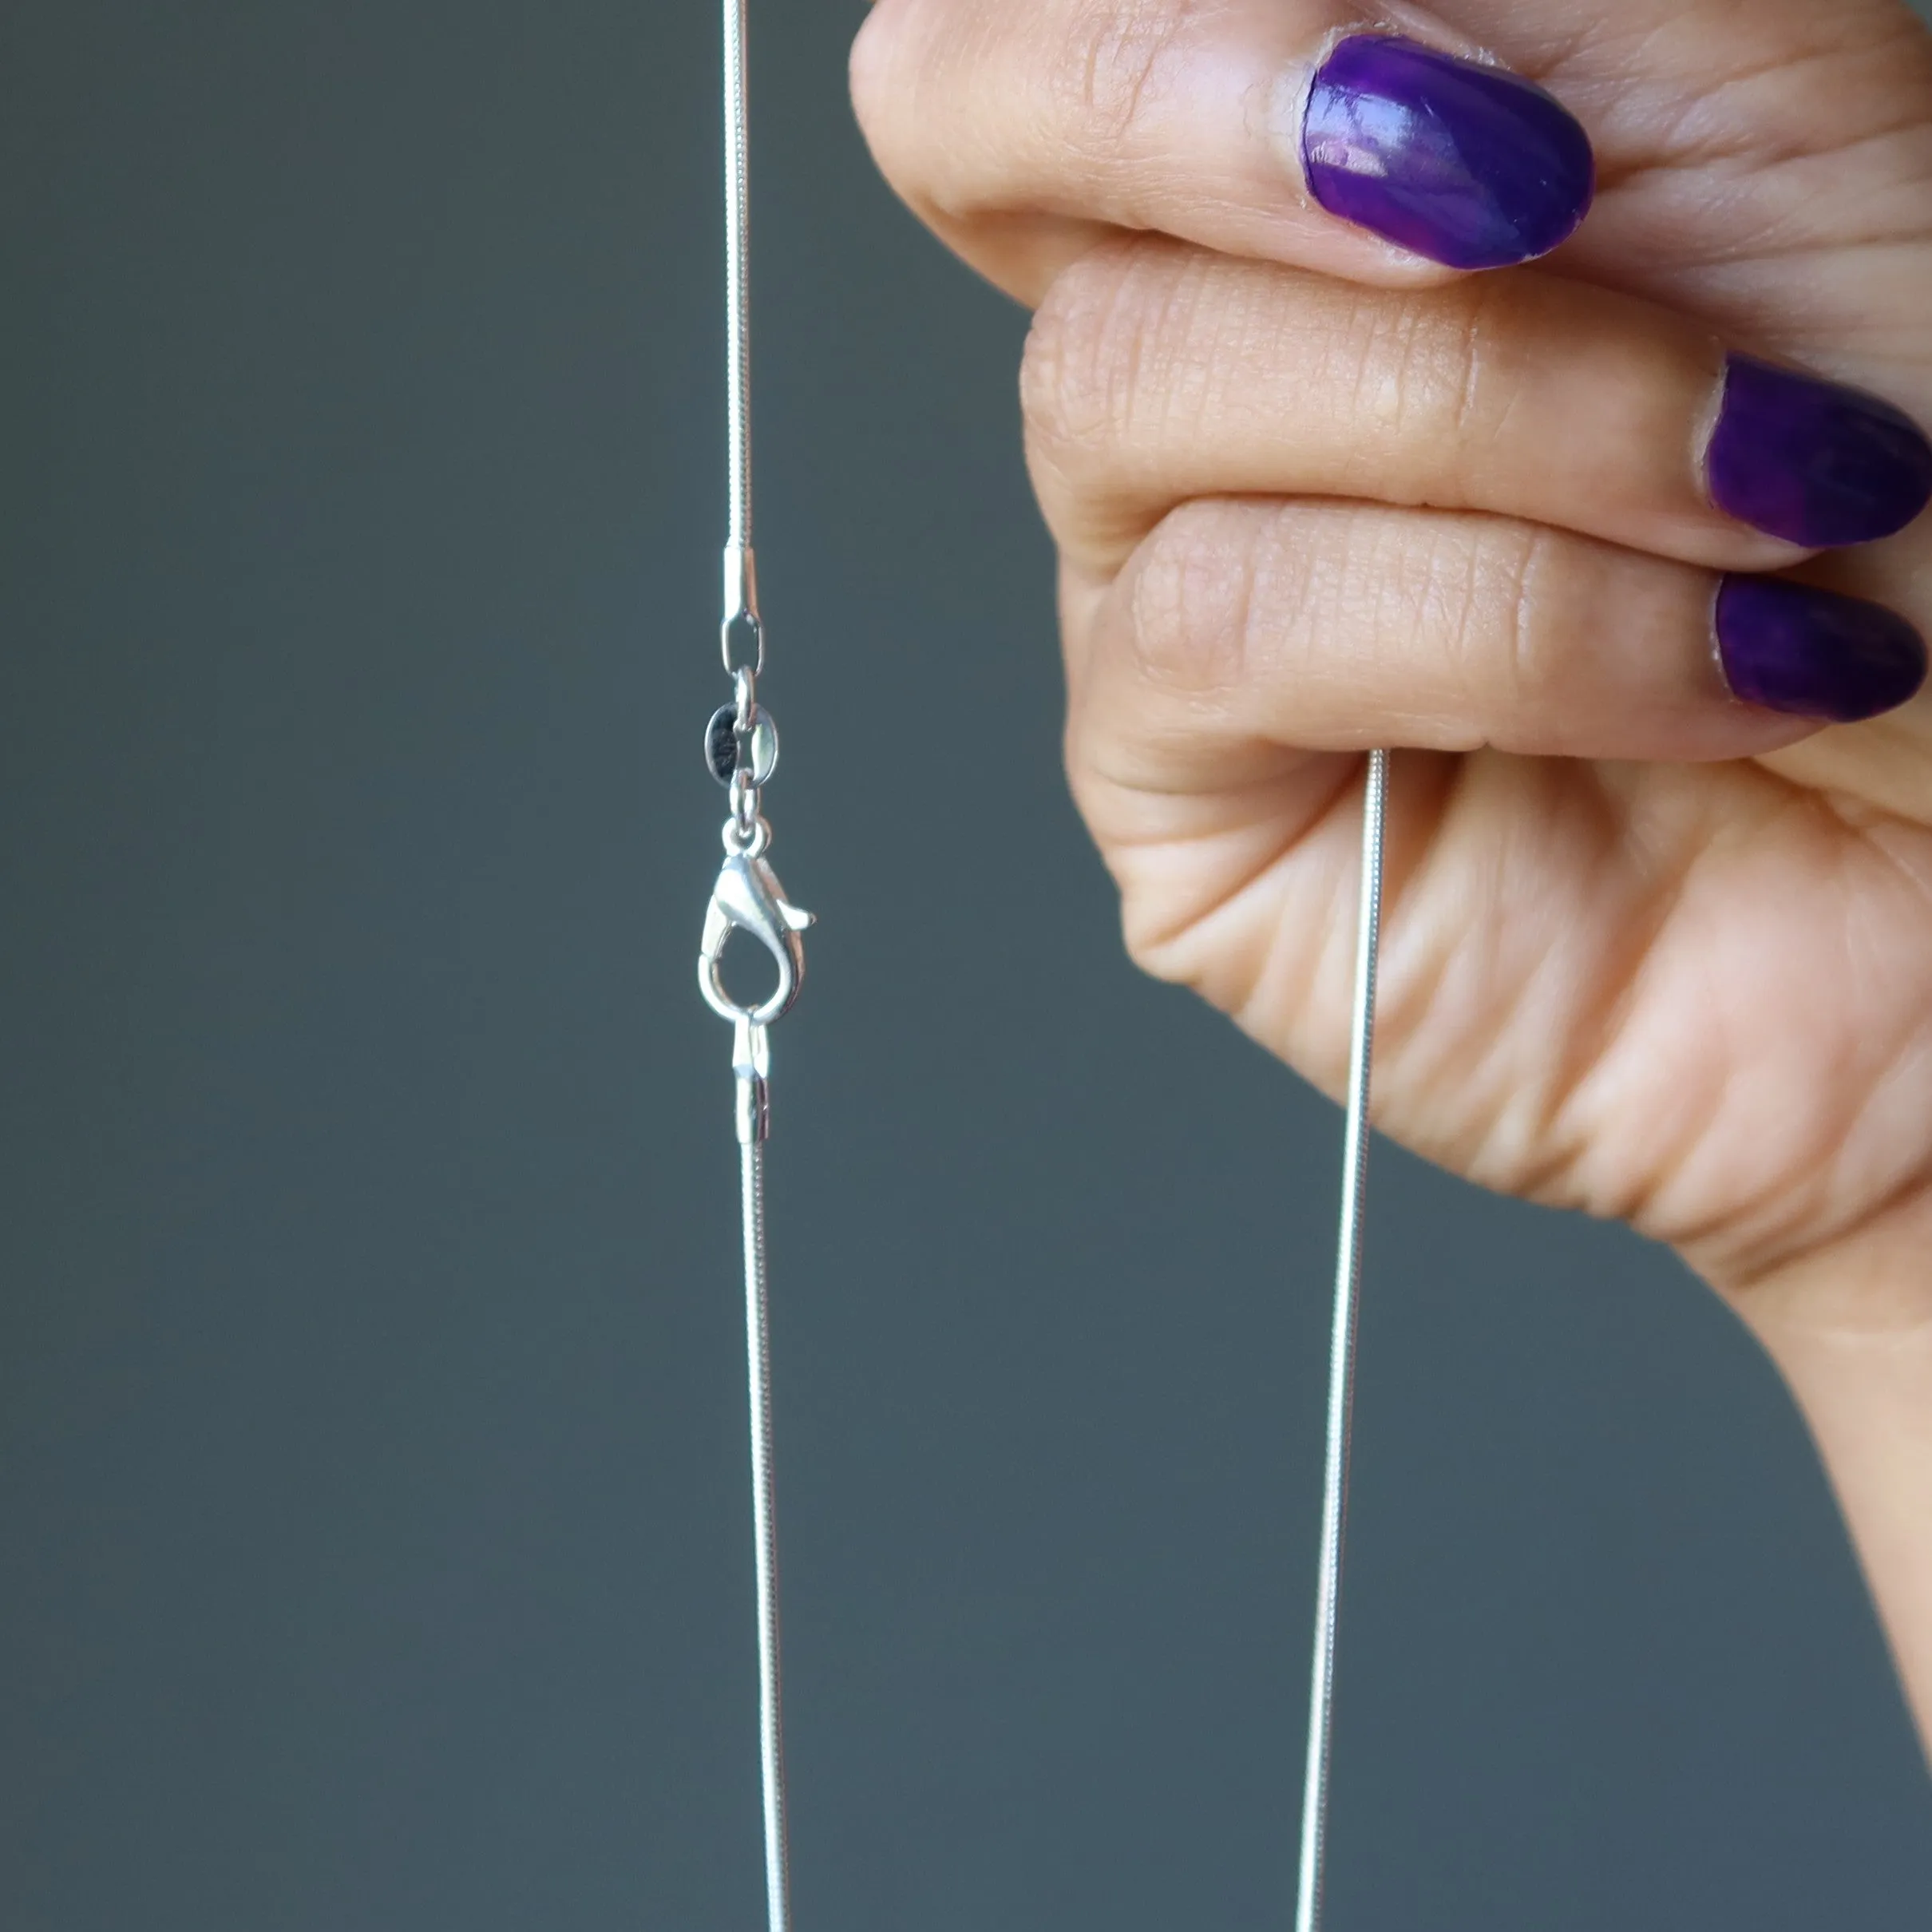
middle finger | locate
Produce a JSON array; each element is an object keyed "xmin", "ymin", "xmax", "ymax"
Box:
[{"xmin": 1022, "ymin": 237, "xmax": 1932, "ymax": 580}]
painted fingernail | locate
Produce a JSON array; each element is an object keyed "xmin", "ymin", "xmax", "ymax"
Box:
[
  {"xmin": 1708, "ymin": 354, "xmax": 1932, "ymax": 548},
  {"xmin": 1716, "ymin": 576, "xmax": 1927, "ymax": 721},
  {"xmin": 1300, "ymin": 36, "xmax": 1595, "ymax": 270}
]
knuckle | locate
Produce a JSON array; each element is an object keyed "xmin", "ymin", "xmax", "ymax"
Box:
[
  {"xmin": 853, "ymin": 0, "xmax": 1205, "ymax": 214},
  {"xmin": 1056, "ymin": 730, "xmax": 1187, "ymax": 988},
  {"xmin": 1022, "ymin": 239, "xmax": 1212, "ymax": 548},
  {"xmin": 1119, "ymin": 499, "xmax": 1265, "ymax": 696},
  {"xmin": 1020, "ymin": 244, "xmax": 1152, "ymax": 474},
  {"xmin": 1118, "ymin": 891, "xmax": 1184, "ymax": 984},
  {"xmin": 847, "ymin": 0, "xmax": 947, "ymax": 190},
  {"xmin": 846, "ymin": 9, "xmax": 889, "ymax": 148}
]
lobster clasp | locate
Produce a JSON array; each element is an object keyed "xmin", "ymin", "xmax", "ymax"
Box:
[{"xmin": 699, "ymin": 848, "xmax": 814, "ymax": 1027}]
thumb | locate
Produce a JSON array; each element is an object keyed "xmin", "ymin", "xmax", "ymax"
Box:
[{"xmin": 851, "ymin": 0, "xmax": 1595, "ymax": 304}]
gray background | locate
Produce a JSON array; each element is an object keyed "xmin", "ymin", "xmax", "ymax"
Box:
[{"xmin": 4, "ymin": 1, "xmax": 1930, "ymax": 1925}]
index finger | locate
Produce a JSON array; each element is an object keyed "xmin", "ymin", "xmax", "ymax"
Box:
[{"xmin": 851, "ymin": 0, "xmax": 1596, "ymax": 304}]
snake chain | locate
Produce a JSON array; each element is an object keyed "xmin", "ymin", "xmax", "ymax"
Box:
[{"xmin": 697, "ymin": 10, "xmax": 1386, "ymax": 1928}]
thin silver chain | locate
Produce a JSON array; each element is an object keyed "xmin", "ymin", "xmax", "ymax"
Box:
[
  {"xmin": 699, "ymin": 8, "xmax": 802, "ymax": 1932},
  {"xmin": 710, "ymin": 7, "xmax": 1384, "ymax": 1924},
  {"xmin": 723, "ymin": 0, "xmax": 751, "ymax": 554},
  {"xmin": 741, "ymin": 1130, "xmax": 792, "ymax": 1932},
  {"xmin": 1294, "ymin": 747, "xmax": 1388, "ymax": 1932},
  {"xmin": 721, "ymin": 0, "xmax": 761, "ymax": 683}
]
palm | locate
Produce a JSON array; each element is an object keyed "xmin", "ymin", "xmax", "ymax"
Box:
[{"xmin": 1099, "ymin": 0, "xmax": 1932, "ymax": 1293}]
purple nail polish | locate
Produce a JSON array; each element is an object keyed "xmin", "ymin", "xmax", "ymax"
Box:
[
  {"xmin": 1716, "ymin": 576, "xmax": 1926, "ymax": 721},
  {"xmin": 1708, "ymin": 354, "xmax": 1932, "ymax": 548},
  {"xmin": 1301, "ymin": 36, "xmax": 1595, "ymax": 270}
]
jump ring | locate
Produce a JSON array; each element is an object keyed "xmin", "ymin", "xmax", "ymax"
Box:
[{"xmin": 721, "ymin": 814, "xmax": 772, "ymax": 859}]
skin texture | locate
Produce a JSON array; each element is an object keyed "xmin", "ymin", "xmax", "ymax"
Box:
[{"xmin": 853, "ymin": 0, "xmax": 1932, "ymax": 1749}]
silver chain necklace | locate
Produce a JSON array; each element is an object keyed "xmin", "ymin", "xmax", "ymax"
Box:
[{"xmin": 695, "ymin": 8, "xmax": 1387, "ymax": 1928}]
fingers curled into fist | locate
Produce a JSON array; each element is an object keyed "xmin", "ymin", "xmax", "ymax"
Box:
[
  {"xmin": 1023, "ymin": 239, "xmax": 1932, "ymax": 749},
  {"xmin": 853, "ymin": 0, "xmax": 1932, "ymax": 737},
  {"xmin": 853, "ymin": 0, "xmax": 1932, "ymax": 1301},
  {"xmin": 861, "ymin": 0, "xmax": 1932, "ymax": 1752}
]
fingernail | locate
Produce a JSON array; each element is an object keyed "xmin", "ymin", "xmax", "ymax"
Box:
[
  {"xmin": 1300, "ymin": 35, "xmax": 1595, "ymax": 270},
  {"xmin": 1716, "ymin": 576, "xmax": 1927, "ymax": 721},
  {"xmin": 1708, "ymin": 354, "xmax": 1932, "ymax": 548}
]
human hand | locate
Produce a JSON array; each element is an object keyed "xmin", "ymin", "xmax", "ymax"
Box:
[{"xmin": 853, "ymin": 0, "xmax": 1932, "ymax": 1729}]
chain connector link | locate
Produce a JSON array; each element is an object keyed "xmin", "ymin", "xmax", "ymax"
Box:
[{"xmin": 728, "ymin": 768, "xmax": 762, "ymax": 842}]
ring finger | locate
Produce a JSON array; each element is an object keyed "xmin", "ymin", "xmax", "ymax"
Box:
[{"xmin": 1064, "ymin": 497, "xmax": 1927, "ymax": 843}]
